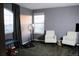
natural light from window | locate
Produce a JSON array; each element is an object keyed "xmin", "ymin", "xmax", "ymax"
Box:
[
  {"xmin": 4, "ymin": 8, "xmax": 13, "ymax": 34},
  {"xmin": 34, "ymin": 13, "xmax": 45, "ymax": 34}
]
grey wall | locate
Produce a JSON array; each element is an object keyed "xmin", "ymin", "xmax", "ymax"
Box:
[
  {"xmin": 20, "ymin": 7, "xmax": 32, "ymax": 44},
  {"xmin": 34, "ymin": 6, "xmax": 79, "ymax": 39},
  {"xmin": 20, "ymin": 7, "xmax": 32, "ymax": 15}
]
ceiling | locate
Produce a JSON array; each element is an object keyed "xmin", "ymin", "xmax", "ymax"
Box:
[{"xmin": 17, "ymin": 3, "xmax": 79, "ymax": 10}]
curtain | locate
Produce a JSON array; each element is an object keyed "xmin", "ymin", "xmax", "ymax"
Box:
[{"xmin": 12, "ymin": 4, "xmax": 22, "ymax": 48}]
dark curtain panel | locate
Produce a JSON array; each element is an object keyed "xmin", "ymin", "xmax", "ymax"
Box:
[
  {"xmin": 0, "ymin": 3, "xmax": 6, "ymax": 55},
  {"xmin": 76, "ymin": 23, "xmax": 79, "ymax": 32},
  {"xmin": 12, "ymin": 4, "xmax": 22, "ymax": 48}
]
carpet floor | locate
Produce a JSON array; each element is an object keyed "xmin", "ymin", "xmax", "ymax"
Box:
[{"xmin": 17, "ymin": 42, "xmax": 78, "ymax": 56}]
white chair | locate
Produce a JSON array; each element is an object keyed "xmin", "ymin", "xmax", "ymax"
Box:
[
  {"xmin": 62, "ymin": 31, "xmax": 78, "ymax": 46},
  {"xmin": 45, "ymin": 30, "xmax": 57, "ymax": 43}
]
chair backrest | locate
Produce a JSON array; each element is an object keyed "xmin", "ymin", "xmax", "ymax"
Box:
[
  {"xmin": 67, "ymin": 31, "xmax": 77, "ymax": 40},
  {"xmin": 46, "ymin": 30, "xmax": 55, "ymax": 36}
]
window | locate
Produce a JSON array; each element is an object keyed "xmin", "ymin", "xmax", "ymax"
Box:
[
  {"xmin": 4, "ymin": 8, "xmax": 13, "ymax": 34},
  {"xmin": 34, "ymin": 13, "xmax": 45, "ymax": 34}
]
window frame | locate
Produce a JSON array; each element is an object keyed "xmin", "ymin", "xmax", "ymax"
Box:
[{"xmin": 34, "ymin": 13, "xmax": 45, "ymax": 34}]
